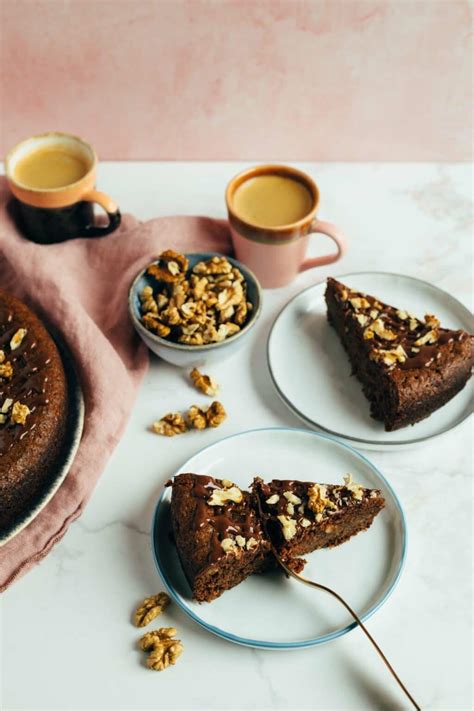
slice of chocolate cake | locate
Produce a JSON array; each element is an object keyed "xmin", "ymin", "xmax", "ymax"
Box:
[
  {"xmin": 253, "ymin": 475, "xmax": 385, "ymax": 568},
  {"xmin": 325, "ymin": 277, "xmax": 474, "ymax": 431},
  {"xmin": 170, "ymin": 473, "xmax": 272, "ymax": 602}
]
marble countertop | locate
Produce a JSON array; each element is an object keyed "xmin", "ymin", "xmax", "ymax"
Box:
[{"xmin": 1, "ymin": 162, "xmax": 472, "ymax": 711}]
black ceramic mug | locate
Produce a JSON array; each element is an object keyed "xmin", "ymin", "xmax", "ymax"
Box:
[{"xmin": 5, "ymin": 132, "xmax": 121, "ymax": 244}]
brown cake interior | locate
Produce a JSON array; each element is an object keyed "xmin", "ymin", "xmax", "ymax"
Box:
[
  {"xmin": 325, "ymin": 277, "xmax": 473, "ymax": 431},
  {"xmin": 170, "ymin": 473, "xmax": 272, "ymax": 602},
  {"xmin": 0, "ymin": 289, "xmax": 69, "ymax": 534}
]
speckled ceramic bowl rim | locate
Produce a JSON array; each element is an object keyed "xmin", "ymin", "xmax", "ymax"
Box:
[
  {"xmin": 0, "ymin": 325, "xmax": 85, "ymax": 546},
  {"xmin": 151, "ymin": 427, "xmax": 407, "ymax": 650},
  {"xmin": 128, "ymin": 252, "xmax": 262, "ymax": 351}
]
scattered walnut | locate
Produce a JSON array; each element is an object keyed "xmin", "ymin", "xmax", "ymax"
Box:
[
  {"xmin": 10, "ymin": 328, "xmax": 27, "ymax": 351},
  {"xmin": 277, "ymin": 515, "xmax": 297, "ymax": 541},
  {"xmin": 190, "ymin": 367, "xmax": 219, "ymax": 396},
  {"xmin": 187, "ymin": 405, "xmax": 207, "ymax": 430},
  {"xmin": 152, "ymin": 412, "xmax": 188, "ymax": 436},
  {"xmin": 208, "ymin": 484, "xmax": 243, "ymax": 506},
  {"xmin": 206, "ymin": 401, "xmax": 227, "ymax": 428},
  {"xmin": 0, "ymin": 362, "xmax": 13, "ymax": 380},
  {"xmin": 134, "ymin": 592, "xmax": 171, "ymax": 627},
  {"xmin": 265, "ymin": 494, "xmax": 280, "ymax": 505},
  {"xmin": 11, "ymin": 401, "xmax": 30, "ymax": 425},
  {"xmin": 343, "ymin": 474, "xmax": 364, "ymax": 501},
  {"xmin": 139, "ymin": 627, "xmax": 183, "ymax": 671}
]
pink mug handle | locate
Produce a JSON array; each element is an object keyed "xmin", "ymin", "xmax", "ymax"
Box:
[{"xmin": 300, "ymin": 219, "xmax": 347, "ymax": 272}]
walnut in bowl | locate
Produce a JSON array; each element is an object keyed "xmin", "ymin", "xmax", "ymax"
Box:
[{"xmin": 129, "ymin": 251, "xmax": 262, "ymax": 367}]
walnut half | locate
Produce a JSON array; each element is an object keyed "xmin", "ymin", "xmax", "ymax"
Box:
[
  {"xmin": 139, "ymin": 627, "xmax": 183, "ymax": 671},
  {"xmin": 134, "ymin": 592, "xmax": 170, "ymax": 627}
]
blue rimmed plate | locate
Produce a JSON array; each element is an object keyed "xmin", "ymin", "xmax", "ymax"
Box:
[{"xmin": 151, "ymin": 428, "xmax": 406, "ymax": 650}]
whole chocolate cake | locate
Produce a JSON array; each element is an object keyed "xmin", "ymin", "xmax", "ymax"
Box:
[
  {"xmin": 0, "ymin": 288, "xmax": 69, "ymax": 535},
  {"xmin": 325, "ymin": 277, "xmax": 474, "ymax": 430}
]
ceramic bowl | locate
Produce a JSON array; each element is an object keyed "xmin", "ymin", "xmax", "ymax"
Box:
[{"xmin": 129, "ymin": 252, "xmax": 262, "ymax": 367}]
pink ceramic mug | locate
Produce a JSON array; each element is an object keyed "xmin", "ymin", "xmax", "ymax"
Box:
[{"xmin": 226, "ymin": 165, "xmax": 347, "ymax": 288}]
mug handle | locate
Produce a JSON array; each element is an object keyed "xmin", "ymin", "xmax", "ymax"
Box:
[
  {"xmin": 81, "ymin": 189, "xmax": 121, "ymax": 237},
  {"xmin": 299, "ymin": 219, "xmax": 347, "ymax": 272}
]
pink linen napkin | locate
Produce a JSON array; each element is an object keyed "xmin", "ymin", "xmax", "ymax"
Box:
[{"xmin": 0, "ymin": 177, "xmax": 231, "ymax": 591}]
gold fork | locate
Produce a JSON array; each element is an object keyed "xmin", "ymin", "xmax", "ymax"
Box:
[{"xmin": 256, "ymin": 499, "xmax": 420, "ymax": 710}]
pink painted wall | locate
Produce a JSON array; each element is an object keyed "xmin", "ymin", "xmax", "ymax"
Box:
[{"xmin": 1, "ymin": 0, "xmax": 472, "ymax": 161}]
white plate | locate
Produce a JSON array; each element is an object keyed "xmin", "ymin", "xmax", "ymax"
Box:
[
  {"xmin": 152, "ymin": 428, "xmax": 406, "ymax": 650},
  {"xmin": 268, "ymin": 272, "xmax": 473, "ymax": 450}
]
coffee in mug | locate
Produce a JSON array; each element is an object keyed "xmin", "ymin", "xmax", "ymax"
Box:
[
  {"xmin": 5, "ymin": 132, "xmax": 121, "ymax": 244},
  {"xmin": 226, "ymin": 165, "xmax": 347, "ymax": 288}
]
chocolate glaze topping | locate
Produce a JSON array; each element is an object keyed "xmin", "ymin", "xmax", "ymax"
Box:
[
  {"xmin": 187, "ymin": 474, "xmax": 263, "ymax": 563},
  {"xmin": 0, "ymin": 305, "xmax": 49, "ymax": 456},
  {"xmin": 333, "ymin": 281, "xmax": 467, "ymax": 371}
]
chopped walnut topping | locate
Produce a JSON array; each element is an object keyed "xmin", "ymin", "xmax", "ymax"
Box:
[
  {"xmin": 307, "ymin": 484, "xmax": 338, "ymax": 515},
  {"xmin": 247, "ymin": 537, "xmax": 258, "ymax": 550},
  {"xmin": 371, "ymin": 344, "xmax": 407, "ymax": 367},
  {"xmin": 265, "ymin": 494, "xmax": 280, "ymax": 505},
  {"xmin": 369, "ymin": 309, "xmax": 379, "ymax": 320},
  {"xmin": 10, "ymin": 328, "xmax": 27, "ymax": 351},
  {"xmin": 140, "ymin": 251, "xmax": 251, "ymax": 345},
  {"xmin": 0, "ymin": 414, "xmax": 6, "ymax": 425},
  {"xmin": 343, "ymin": 474, "xmax": 364, "ymax": 501},
  {"xmin": 221, "ymin": 538, "xmax": 238, "ymax": 553},
  {"xmin": 190, "ymin": 367, "xmax": 219, "ymax": 396},
  {"xmin": 134, "ymin": 592, "xmax": 170, "ymax": 627},
  {"xmin": 277, "ymin": 515, "xmax": 297, "ymax": 541},
  {"xmin": 208, "ymin": 484, "xmax": 243, "ymax": 506},
  {"xmin": 283, "ymin": 491, "xmax": 302, "ymax": 505},
  {"xmin": 11, "ymin": 401, "xmax": 30, "ymax": 425},
  {"xmin": 414, "ymin": 330, "xmax": 438, "ymax": 346},
  {"xmin": 235, "ymin": 535, "xmax": 246, "ymax": 548},
  {"xmin": 221, "ymin": 479, "xmax": 233, "ymax": 489},
  {"xmin": 286, "ymin": 502, "xmax": 295, "ymax": 515},
  {"xmin": 301, "ymin": 518, "xmax": 311, "ymax": 528},
  {"xmin": 0, "ymin": 362, "xmax": 13, "ymax": 380},
  {"xmin": 370, "ymin": 318, "xmax": 397, "ymax": 341},
  {"xmin": 152, "ymin": 412, "xmax": 188, "ymax": 436},
  {"xmin": 424, "ymin": 314, "xmax": 440, "ymax": 329},
  {"xmin": 354, "ymin": 313, "xmax": 369, "ymax": 326},
  {"xmin": 409, "ymin": 317, "xmax": 419, "ymax": 331},
  {"xmin": 339, "ymin": 288, "xmax": 349, "ymax": 301},
  {"xmin": 349, "ymin": 297, "xmax": 370, "ymax": 310},
  {"xmin": 1, "ymin": 398, "xmax": 13, "ymax": 414},
  {"xmin": 0, "ymin": 350, "xmax": 4, "ymax": 364},
  {"xmin": 396, "ymin": 310, "xmax": 408, "ymax": 320}
]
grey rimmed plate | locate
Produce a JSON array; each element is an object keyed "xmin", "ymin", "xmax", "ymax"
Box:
[
  {"xmin": 267, "ymin": 272, "xmax": 473, "ymax": 451},
  {"xmin": 0, "ymin": 328, "xmax": 84, "ymax": 546},
  {"xmin": 152, "ymin": 427, "xmax": 406, "ymax": 650}
]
